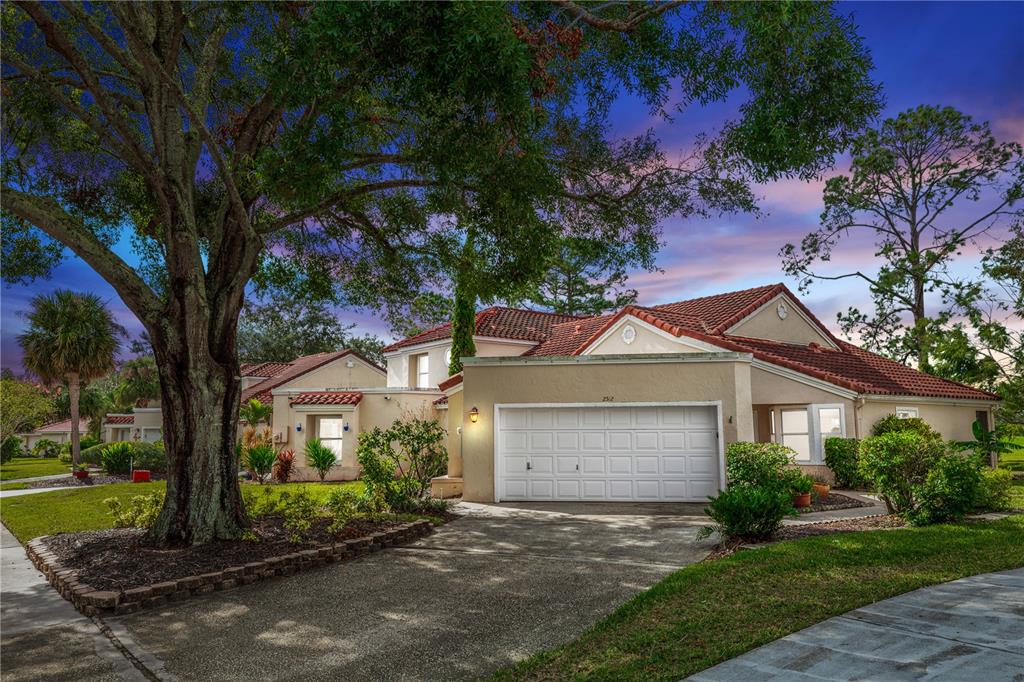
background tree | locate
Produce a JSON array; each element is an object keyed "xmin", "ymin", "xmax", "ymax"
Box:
[
  {"xmin": 116, "ymin": 356, "xmax": 160, "ymax": 408},
  {"xmin": 782, "ymin": 105, "xmax": 1024, "ymax": 372},
  {"xmin": 237, "ymin": 294, "xmax": 387, "ymax": 366},
  {"xmin": 0, "ymin": 379, "xmax": 55, "ymax": 440},
  {"xmin": 17, "ymin": 291, "xmax": 122, "ymax": 468},
  {"xmin": 3, "ymin": 2, "xmax": 880, "ymax": 544},
  {"xmin": 239, "ymin": 399, "xmax": 273, "ymax": 427}
]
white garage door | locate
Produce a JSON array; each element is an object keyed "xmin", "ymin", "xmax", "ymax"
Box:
[{"xmin": 496, "ymin": 404, "xmax": 722, "ymax": 502}]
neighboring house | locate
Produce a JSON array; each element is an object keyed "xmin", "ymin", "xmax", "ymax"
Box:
[
  {"xmin": 17, "ymin": 418, "xmax": 91, "ymax": 450},
  {"xmin": 410, "ymin": 283, "xmax": 998, "ymax": 503},
  {"xmin": 102, "ymin": 410, "xmax": 163, "ymax": 443}
]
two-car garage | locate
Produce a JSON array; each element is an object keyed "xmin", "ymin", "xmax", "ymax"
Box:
[{"xmin": 495, "ymin": 403, "xmax": 724, "ymax": 502}]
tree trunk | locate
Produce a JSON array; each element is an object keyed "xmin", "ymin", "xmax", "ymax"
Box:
[
  {"xmin": 67, "ymin": 373, "xmax": 81, "ymax": 471},
  {"xmin": 145, "ymin": 329, "xmax": 249, "ymax": 547}
]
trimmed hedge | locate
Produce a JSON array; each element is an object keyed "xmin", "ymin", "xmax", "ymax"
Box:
[
  {"xmin": 824, "ymin": 437, "xmax": 862, "ymax": 489},
  {"xmin": 82, "ymin": 440, "xmax": 167, "ymax": 473},
  {"xmin": 871, "ymin": 414, "xmax": 939, "ymax": 438}
]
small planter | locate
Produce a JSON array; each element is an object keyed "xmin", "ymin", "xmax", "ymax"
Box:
[
  {"xmin": 812, "ymin": 482, "xmax": 831, "ymax": 499},
  {"xmin": 73, "ymin": 470, "xmax": 89, "ymax": 480},
  {"xmin": 132, "ymin": 470, "xmax": 151, "ymax": 483},
  {"xmin": 792, "ymin": 492, "xmax": 812, "ymax": 508}
]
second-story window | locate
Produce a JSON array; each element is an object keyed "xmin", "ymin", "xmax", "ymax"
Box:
[{"xmin": 416, "ymin": 354, "xmax": 430, "ymax": 388}]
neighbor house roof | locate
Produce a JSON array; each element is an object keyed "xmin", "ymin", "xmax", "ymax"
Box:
[
  {"xmin": 382, "ymin": 307, "xmax": 582, "ymax": 353},
  {"xmin": 289, "ymin": 391, "xmax": 363, "ymax": 406},
  {"xmin": 525, "ymin": 283, "xmax": 998, "ymax": 402},
  {"xmin": 30, "ymin": 418, "xmax": 90, "ymax": 434},
  {"xmin": 241, "ymin": 350, "xmax": 384, "ymax": 404},
  {"xmin": 239, "ymin": 362, "xmax": 293, "ymax": 378},
  {"xmin": 103, "ymin": 414, "xmax": 135, "ymax": 425}
]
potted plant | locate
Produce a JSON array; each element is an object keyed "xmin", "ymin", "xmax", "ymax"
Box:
[
  {"xmin": 73, "ymin": 464, "xmax": 89, "ymax": 480},
  {"xmin": 789, "ymin": 472, "xmax": 813, "ymax": 508},
  {"xmin": 811, "ymin": 476, "xmax": 831, "ymax": 500}
]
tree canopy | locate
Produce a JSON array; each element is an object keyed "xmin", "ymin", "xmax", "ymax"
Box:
[{"xmin": 2, "ymin": 1, "xmax": 882, "ymax": 545}]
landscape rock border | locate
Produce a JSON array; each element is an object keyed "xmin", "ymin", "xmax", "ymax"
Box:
[{"xmin": 25, "ymin": 519, "xmax": 433, "ymax": 617}]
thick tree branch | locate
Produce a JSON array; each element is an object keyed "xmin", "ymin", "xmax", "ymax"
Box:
[{"xmin": 553, "ymin": 0, "xmax": 685, "ymax": 32}]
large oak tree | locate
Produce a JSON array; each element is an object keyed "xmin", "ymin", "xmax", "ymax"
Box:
[{"xmin": 2, "ymin": 1, "xmax": 880, "ymax": 545}]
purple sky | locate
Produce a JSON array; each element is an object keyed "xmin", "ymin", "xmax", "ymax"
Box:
[{"xmin": 2, "ymin": 1, "xmax": 1022, "ymax": 372}]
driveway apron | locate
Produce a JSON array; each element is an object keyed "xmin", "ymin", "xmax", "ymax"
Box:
[{"xmin": 113, "ymin": 504, "xmax": 713, "ymax": 681}]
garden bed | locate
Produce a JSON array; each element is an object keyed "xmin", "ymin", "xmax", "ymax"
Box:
[
  {"xmin": 799, "ymin": 492, "xmax": 874, "ymax": 513},
  {"xmin": 7, "ymin": 474, "xmax": 163, "ymax": 490},
  {"xmin": 27, "ymin": 517, "xmax": 437, "ymax": 616}
]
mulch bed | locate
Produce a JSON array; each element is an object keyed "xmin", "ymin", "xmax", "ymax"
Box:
[
  {"xmin": 703, "ymin": 514, "xmax": 905, "ymax": 562},
  {"xmin": 43, "ymin": 515, "xmax": 406, "ymax": 593},
  {"xmin": 13, "ymin": 474, "xmax": 163, "ymax": 490},
  {"xmin": 798, "ymin": 492, "xmax": 873, "ymax": 514}
]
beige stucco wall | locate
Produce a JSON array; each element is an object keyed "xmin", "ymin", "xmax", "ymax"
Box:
[
  {"xmin": 385, "ymin": 338, "xmax": 534, "ymax": 389},
  {"xmin": 586, "ymin": 318, "xmax": 707, "ymax": 355},
  {"xmin": 729, "ymin": 294, "xmax": 834, "ymax": 347},
  {"xmin": 460, "ymin": 355, "xmax": 753, "ymax": 502},
  {"xmin": 279, "ymin": 356, "xmax": 385, "ymax": 395},
  {"xmin": 750, "ymin": 367, "xmax": 858, "ymax": 437},
  {"xmin": 21, "ymin": 432, "xmax": 71, "ymax": 448},
  {"xmin": 444, "ymin": 390, "xmax": 464, "ymax": 478},
  {"xmin": 858, "ymin": 399, "xmax": 995, "ymax": 442}
]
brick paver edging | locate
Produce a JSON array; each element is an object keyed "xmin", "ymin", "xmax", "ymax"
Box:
[{"xmin": 25, "ymin": 519, "xmax": 434, "ymax": 616}]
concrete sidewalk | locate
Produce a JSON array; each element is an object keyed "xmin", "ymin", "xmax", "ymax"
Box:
[
  {"xmin": 0, "ymin": 524, "xmax": 144, "ymax": 681},
  {"xmin": 689, "ymin": 567, "xmax": 1024, "ymax": 681}
]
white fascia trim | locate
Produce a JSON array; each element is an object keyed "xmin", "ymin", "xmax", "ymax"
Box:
[
  {"xmin": 290, "ymin": 405, "xmax": 358, "ymax": 413},
  {"xmin": 132, "ymin": 407, "xmax": 162, "ymax": 413},
  {"xmin": 434, "ymin": 403, "xmax": 449, "ymax": 411},
  {"xmin": 861, "ymin": 394, "xmax": 1000, "ymax": 406},
  {"xmin": 383, "ymin": 335, "xmax": 535, "ymax": 358},
  {"xmin": 443, "ymin": 383, "xmax": 464, "ymax": 397},
  {"xmin": 725, "ymin": 293, "xmax": 839, "ymax": 349},
  {"xmin": 464, "ymin": 352, "xmax": 750, "ymax": 366},
  {"xmin": 579, "ymin": 313, "xmax": 726, "ymax": 355},
  {"xmin": 751, "ymin": 359, "xmax": 859, "ymax": 400},
  {"xmin": 271, "ymin": 387, "xmax": 441, "ymax": 396}
]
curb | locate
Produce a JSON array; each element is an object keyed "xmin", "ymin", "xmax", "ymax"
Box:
[{"xmin": 25, "ymin": 519, "xmax": 434, "ymax": 617}]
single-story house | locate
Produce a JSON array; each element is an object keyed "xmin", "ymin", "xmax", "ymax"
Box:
[
  {"xmin": 102, "ymin": 409, "xmax": 163, "ymax": 443},
  {"xmin": 384, "ymin": 283, "xmax": 998, "ymax": 503},
  {"xmin": 17, "ymin": 418, "xmax": 91, "ymax": 450}
]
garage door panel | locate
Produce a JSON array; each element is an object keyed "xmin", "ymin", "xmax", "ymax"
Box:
[{"xmin": 498, "ymin": 405, "xmax": 721, "ymax": 502}]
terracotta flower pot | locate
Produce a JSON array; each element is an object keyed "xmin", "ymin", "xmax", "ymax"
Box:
[
  {"xmin": 132, "ymin": 470, "xmax": 151, "ymax": 483},
  {"xmin": 812, "ymin": 482, "xmax": 831, "ymax": 499},
  {"xmin": 73, "ymin": 470, "xmax": 89, "ymax": 479},
  {"xmin": 792, "ymin": 492, "xmax": 812, "ymax": 508}
]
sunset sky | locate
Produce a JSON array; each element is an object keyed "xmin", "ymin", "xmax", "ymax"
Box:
[{"xmin": 2, "ymin": 1, "xmax": 1022, "ymax": 372}]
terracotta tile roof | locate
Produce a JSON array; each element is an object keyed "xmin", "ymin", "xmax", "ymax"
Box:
[
  {"xmin": 437, "ymin": 373, "xmax": 463, "ymax": 392},
  {"xmin": 289, "ymin": 391, "xmax": 363, "ymax": 406},
  {"xmin": 241, "ymin": 350, "xmax": 384, "ymax": 404},
  {"xmin": 240, "ymin": 362, "xmax": 292, "ymax": 378},
  {"xmin": 32, "ymin": 418, "xmax": 90, "ymax": 433},
  {"xmin": 525, "ymin": 284, "xmax": 998, "ymax": 402},
  {"xmin": 433, "ymin": 394, "xmax": 449, "ymax": 406},
  {"xmin": 382, "ymin": 307, "xmax": 583, "ymax": 353},
  {"xmin": 103, "ymin": 414, "xmax": 135, "ymax": 425}
]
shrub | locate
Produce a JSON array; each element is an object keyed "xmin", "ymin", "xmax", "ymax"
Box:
[
  {"xmin": 278, "ymin": 490, "xmax": 320, "ymax": 543},
  {"xmin": 131, "ymin": 441, "xmax": 167, "ymax": 473},
  {"xmin": 824, "ymin": 437, "xmax": 862, "ymax": 489},
  {"xmin": 304, "ymin": 438, "xmax": 338, "ymax": 481},
  {"xmin": 80, "ymin": 441, "xmax": 113, "ymax": 466},
  {"xmin": 243, "ymin": 486, "xmax": 281, "ymax": 518},
  {"xmin": 785, "ymin": 470, "xmax": 813, "ymax": 494},
  {"xmin": 32, "ymin": 439, "xmax": 60, "ymax": 459},
  {"xmin": 326, "ymin": 487, "xmax": 360, "ymax": 530},
  {"xmin": 1, "ymin": 436, "xmax": 20, "ymax": 464},
  {"xmin": 244, "ymin": 444, "xmax": 276, "ymax": 483},
  {"xmin": 870, "ymin": 414, "xmax": 938, "ymax": 439},
  {"xmin": 105, "ymin": 492, "xmax": 165, "ymax": 529},
  {"xmin": 101, "ymin": 442, "xmax": 135, "ymax": 474},
  {"xmin": 906, "ymin": 453, "xmax": 983, "ymax": 526},
  {"xmin": 725, "ymin": 442, "xmax": 795, "ymax": 488},
  {"xmin": 58, "ymin": 451, "xmax": 72, "ymax": 464},
  {"xmin": 859, "ymin": 431, "xmax": 945, "ymax": 513},
  {"xmin": 697, "ymin": 485, "xmax": 794, "ymax": 541},
  {"xmin": 356, "ymin": 418, "xmax": 447, "ymax": 511},
  {"xmin": 273, "ymin": 449, "xmax": 296, "ymax": 483},
  {"xmin": 974, "ymin": 467, "xmax": 1015, "ymax": 512}
]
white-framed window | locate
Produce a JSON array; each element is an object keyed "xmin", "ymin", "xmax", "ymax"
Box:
[
  {"xmin": 776, "ymin": 404, "xmax": 846, "ymax": 464},
  {"xmin": 780, "ymin": 409, "xmax": 812, "ymax": 462},
  {"xmin": 895, "ymin": 407, "xmax": 919, "ymax": 419},
  {"xmin": 416, "ymin": 353, "xmax": 430, "ymax": 388},
  {"xmin": 316, "ymin": 416, "xmax": 344, "ymax": 462}
]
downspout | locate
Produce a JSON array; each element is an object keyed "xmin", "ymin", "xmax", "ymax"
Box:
[{"xmin": 853, "ymin": 395, "xmax": 865, "ymax": 438}]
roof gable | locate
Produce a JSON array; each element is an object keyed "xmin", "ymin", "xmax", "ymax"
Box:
[
  {"xmin": 382, "ymin": 307, "xmax": 582, "ymax": 353},
  {"xmin": 241, "ymin": 350, "xmax": 384, "ymax": 404}
]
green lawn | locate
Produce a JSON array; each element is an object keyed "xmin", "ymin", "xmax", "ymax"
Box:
[
  {"xmin": 0, "ymin": 480, "xmax": 363, "ymax": 543},
  {"xmin": 0, "ymin": 457, "xmax": 71, "ymax": 481},
  {"xmin": 1000, "ymin": 437, "xmax": 1024, "ymax": 472},
  {"xmin": 492, "ymin": 515, "xmax": 1024, "ymax": 682}
]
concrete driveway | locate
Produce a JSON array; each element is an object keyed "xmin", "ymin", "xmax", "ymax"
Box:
[{"xmin": 112, "ymin": 503, "xmax": 713, "ymax": 681}]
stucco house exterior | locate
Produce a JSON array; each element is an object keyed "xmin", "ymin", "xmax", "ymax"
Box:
[
  {"xmin": 400, "ymin": 283, "xmax": 999, "ymax": 503},
  {"xmin": 17, "ymin": 418, "xmax": 91, "ymax": 450}
]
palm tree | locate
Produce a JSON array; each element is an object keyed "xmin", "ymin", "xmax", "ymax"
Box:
[
  {"xmin": 18, "ymin": 291, "xmax": 123, "ymax": 469},
  {"xmin": 239, "ymin": 398, "xmax": 273, "ymax": 426}
]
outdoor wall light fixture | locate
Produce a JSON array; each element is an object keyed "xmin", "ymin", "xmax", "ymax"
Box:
[
  {"xmin": 469, "ymin": 407, "xmax": 480, "ymax": 423},
  {"xmin": 296, "ymin": 423, "xmax": 302, "ymax": 433}
]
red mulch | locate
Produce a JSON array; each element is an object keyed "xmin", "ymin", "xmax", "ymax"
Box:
[
  {"xmin": 798, "ymin": 492, "xmax": 873, "ymax": 513},
  {"xmin": 43, "ymin": 516, "xmax": 409, "ymax": 592}
]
